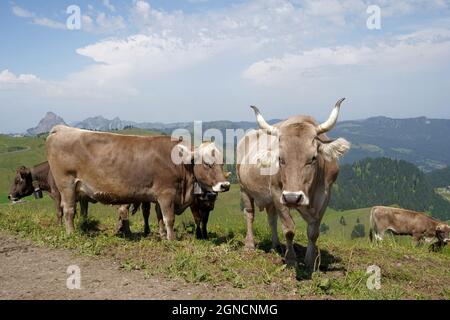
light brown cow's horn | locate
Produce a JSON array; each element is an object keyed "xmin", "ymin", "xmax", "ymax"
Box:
[
  {"xmin": 250, "ymin": 106, "xmax": 278, "ymax": 135},
  {"xmin": 317, "ymin": 98, "xmax": 345, "ymax": 134}
]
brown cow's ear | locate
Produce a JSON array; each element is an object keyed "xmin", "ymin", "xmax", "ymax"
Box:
[
  {"xmin": 318, "ymin": 137, "xmax": 351, "ymax": 162},
  {"xmin": 17, "ymin": 166, "xmax": 30, "ymax": 179}
]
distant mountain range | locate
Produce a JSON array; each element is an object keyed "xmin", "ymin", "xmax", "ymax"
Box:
[{"xmin": 23, "ymin": 112, "xmax": 450, "ymax": 172}]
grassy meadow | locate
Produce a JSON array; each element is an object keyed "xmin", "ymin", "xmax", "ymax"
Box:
[{"xmin": 0, "ymin": 132, "xmax": 449, "ymax": 300}]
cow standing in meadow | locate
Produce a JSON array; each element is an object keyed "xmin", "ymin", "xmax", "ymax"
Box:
[
  {"xmin": 237, "ymin": 99, "xmax": 350, "ymax": 269},
  {"xmin": 8, "ymin": 162, "xmax": 89, "ymax": 225},
  {"xmin": 46, "ymin": 126, "xmax": 230, "ymax": 238},
  {"xmin": 369, "ymin": 206, "xmax": 450, "ymax": 249},
  {"xmin": 8, "ymin": 161, "xmax": 136, "ymax": 234}
]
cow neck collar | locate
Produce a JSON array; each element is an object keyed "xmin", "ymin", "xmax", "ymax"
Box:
[{"xmin": 30, "ymin": 167, "xmax": 42, "ymax": 190}]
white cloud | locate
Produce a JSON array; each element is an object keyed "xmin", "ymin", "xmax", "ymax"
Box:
[
  {"xmin": 33, "ymin": 17, "xmax": 66, "ymax": 30},
  {"xmin": 242, "ymin": 28, "xmax": 450, "ymax": 85},
  {"xmin": 11, "ymin": 5, "xmax": 65, "ymax": 30},
  {"xmin": 12, "ymin": 5, "xmax": 34, "ymax": 18},
  {"xmin": 0, "ymin": 70, "xmax": 41, "ymax": 88},
  {"xmin": 102, "ymin": 0, "xmax": 116, "ymax": 12}
]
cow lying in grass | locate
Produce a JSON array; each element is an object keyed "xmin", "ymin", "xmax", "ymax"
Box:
[{"xmin": 369, "ymin": 206, "xmax": 450, "ymax": 251}]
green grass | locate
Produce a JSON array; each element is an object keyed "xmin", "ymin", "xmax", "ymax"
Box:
[
  {"xmin": 0, "ymin": 133, "xmax": 449, "ymax": 299},
  {"xmin": 0, "ymin": 188, "xmax": 449, "ymax": 299}
]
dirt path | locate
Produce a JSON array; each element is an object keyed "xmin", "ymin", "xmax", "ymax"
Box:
[{"xmin": 0, "ymin": 233, "xmax": 241, "ymax": 300}]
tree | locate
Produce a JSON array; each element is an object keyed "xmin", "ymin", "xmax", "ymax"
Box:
[
  {"xmin": 320, "ymin": 223, "xmax": 330, "ymax": 234},
  {"xmin": 351, "ymin": 223, "xmax": 366, "ymax": 239}
]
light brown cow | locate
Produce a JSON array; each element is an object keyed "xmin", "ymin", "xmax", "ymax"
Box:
[
  {"xmin": 369, "ymin": 206, "xmax": 450, "ymax": 247},
  {"xmin": 46, "ymin": 125, "xmax": 230, "ymax": 237},
  {"xmin": 237, "ymin": 99, "xmax": 350, "ymax": 269}
]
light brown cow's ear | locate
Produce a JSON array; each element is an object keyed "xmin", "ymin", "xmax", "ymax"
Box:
[
  {"xmin": 17, "ymin": 166, "xmax": 30, "ymax": 178},
  {"xmin": 318, "ymin": 138, "xmax": 351, "ymax": 161},
  {"xmin": 225, "ymin": 172, "xmax": 232, "ymax": 179}
]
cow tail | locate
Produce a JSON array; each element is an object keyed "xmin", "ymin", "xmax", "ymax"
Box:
[{"xmin": 369, "ymin": 208, "xmax": 375, "ymax": 242}]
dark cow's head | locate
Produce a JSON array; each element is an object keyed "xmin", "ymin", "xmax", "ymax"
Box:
[
  {"xmin": 8, "ymin": 166, "xmax": 34, "ymax": 202},
  {"xmin": 251, "ymin": 98, "xmax": 350, "ymax": 207},
  {"xmin": 175, "ymin": 142, "xmax": 230, "ymax": 193},
  {"xmin": 436, "ymin": 224, "xmax": 450, "ymax": 243}
]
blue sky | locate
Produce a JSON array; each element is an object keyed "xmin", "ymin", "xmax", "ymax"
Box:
[{"xmin": 0, "ymin": 0, "xmax": 450, "ymax": 133}]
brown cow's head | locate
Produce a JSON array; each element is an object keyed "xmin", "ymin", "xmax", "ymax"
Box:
[
  {"xmin": 176, "ymin": 142, "xmax": 230, "ymax": 193},
  {"xmin": 436, "ymin": 224, "xmax": 450, "ymax": 243},
  {"xmin": 8, "ymin": 166, "xmax": 34, "ymax": 202},
  {"xmin": 251, "ymin": 98, "xmax": 350, "ymax": 207}
]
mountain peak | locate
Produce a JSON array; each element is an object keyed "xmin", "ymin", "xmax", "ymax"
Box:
[{"xmin": 27, "ymin": 112, "xmax": 66, "ymax": 136}]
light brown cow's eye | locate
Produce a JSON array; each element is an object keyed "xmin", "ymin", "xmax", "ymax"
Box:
[{"xmin": 279, "ymin": 157, "xmax": 286, "ymax": 166}]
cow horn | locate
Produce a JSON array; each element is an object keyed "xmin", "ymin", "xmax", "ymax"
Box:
[
  {"xmin": 317, "ymin": 98, "xmax": 345, "ymax": 134},
  {"xmin": 250, "ymin": 106, "xmax": 278, "ymax": 135}
]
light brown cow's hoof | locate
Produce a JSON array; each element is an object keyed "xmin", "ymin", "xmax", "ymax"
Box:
[{"xmin": 244, "ymin": 238, "xmax": 256, "ymax": 250}]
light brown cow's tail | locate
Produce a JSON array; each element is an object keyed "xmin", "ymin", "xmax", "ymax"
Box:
[{"xmin": 369, "ymin": 207, "xmax": 376, "ymax": 242}]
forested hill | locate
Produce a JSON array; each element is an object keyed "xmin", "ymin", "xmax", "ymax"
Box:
[
  {"xmin": 426, "ymin": 166, "xmax": 450, "ymax": 188},
  {"xmin": 330, "ymin": 158, "xmax": 450, "ymax": 220}
]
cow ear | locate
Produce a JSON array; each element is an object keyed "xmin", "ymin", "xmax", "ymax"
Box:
[
  {"xmin": 17, "ymin": 166, "xmax": 30, "ymax": 179},
  {"xmin": 172, "ymin": 144, "xmax": 193, "ymax": 165},
  {"xmin": 318, "ymin": 138, "xmax": 351, "ymax": 162}
]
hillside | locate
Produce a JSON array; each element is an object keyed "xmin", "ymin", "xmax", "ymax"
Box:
[
  {"xmin": 330, "ymin": 158, "xmax": 450, "ymax": 220},
  {"xmin": 426, "ymin": 166, "xmax": 450, "ymax": 188}
]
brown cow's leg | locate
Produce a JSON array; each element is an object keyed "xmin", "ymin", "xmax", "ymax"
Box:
[
  {"xmin": 155, "ymin": 203, "xmax": 166, "ymax": 239},
  {"xmin": 267, "ymin": 206, "xmax": 281, "ymax": 250},
  {"xmin": 241, "ymin": 190, "xmax": 256, "ymax": 249},
  {"xmin": 80, "ymin": 198, "xmax": 89, "ymax": 220},
  {"xmin": 277, "ymin": 206, "xmax": 296, "ymax": 267},
  {"xmin": 201, "ymin": 210, "xmax": 210, "ymax": 240},
  {"xmin": 142, "ymin": 202, "xmax": 151, "ymax": 236},
  {"xmin": 305, "ymin": 221, "xmax": 320, "ymax": 271}
]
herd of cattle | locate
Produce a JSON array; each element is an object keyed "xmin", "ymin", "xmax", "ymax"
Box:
[{"xmin": 7, "ymin": 99, "xmax": 450, "ymax": 269}]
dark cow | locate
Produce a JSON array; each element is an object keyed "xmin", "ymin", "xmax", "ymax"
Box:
[
  {"xmin": 370, "ymin": 206, "xmax": 450, "ymax": 249},
  {"xmin": 8, "ymin": 161, "xmax": 135, "ymax": 234},
  {"xmin": 237, "ymin": 99, "xmax": 350, "ymax": 269},
  {"xmin": 46, "ymin": 126, "xmax": 230, "ymax": 237},
  {"xmin": 8, "ymin": 162, "xmax": 87, "ymax": 224}
]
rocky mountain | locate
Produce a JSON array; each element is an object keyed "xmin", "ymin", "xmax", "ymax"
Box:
[
  {"xmin": 26, "ymin": 112, "xmax": 66, "ymax": 136},
  {"xmin": 72, "ymin": 116, "xmax": 135, "ymax": 131}
]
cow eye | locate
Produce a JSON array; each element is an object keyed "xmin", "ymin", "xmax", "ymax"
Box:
[{"xmin": 279, "ymin": 157, "xmax": 286, "ymax": 166}]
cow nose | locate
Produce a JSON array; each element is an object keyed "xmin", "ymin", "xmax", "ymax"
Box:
[
  {"xmin": 8, "ymin": 195, "xmax": 11, "ymax": 200},
  {"xmin": 282, "ymin": 191, "xmax": 302, "ymax": 205},
  {"xmin": 220, "ymin": 182, "xmax": 230, "ymax": 192}
]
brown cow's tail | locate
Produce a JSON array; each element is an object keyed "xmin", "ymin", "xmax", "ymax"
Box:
[{"xmin": 369, "ymin": 207, "xmax": 376, "ymax": 242}]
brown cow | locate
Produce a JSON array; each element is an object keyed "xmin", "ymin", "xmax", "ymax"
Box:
[
  {"xmin": 369, "ymin": 206, "xmax": 450, "ymax": 248},
  {"xmin": 237, "ymin": 99, "xmax": 350, "ymax": 269},
  {"xmin": 8, "ymin": 162, "xmax": 88, "ymax": 224},
  {"xmin": 46, "ymin": 126, "xmax": 230, "ymax": 237}
]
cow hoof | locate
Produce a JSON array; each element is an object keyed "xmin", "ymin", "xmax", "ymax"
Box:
[
  {"xmin": 116, "ymin": 220, "xmax": 131, "ymax": 237},
  {"xmin": 245, "ymin": 239, "xmax": 256, "ymax": 250}
]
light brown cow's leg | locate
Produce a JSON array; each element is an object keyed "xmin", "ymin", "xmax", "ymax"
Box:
[
  {"xmin": 155, "ymin": 203, "xmax": 166, "ymax": 239},
  {"xmin": 267, "ymin": 206, "xmax": 281, "ymax": 250},
  {"xmin": 305, "ymin": 221, "xmax": 320, "ymax": 271},
  {"xmin": 277, "ymin": 206, "xmax": 296, "ymax": 267},
  {"xmin": 59, "ymin": 186, "xmax": 77, "ymax": 235},
  {"xmin": 52, "ymin": 192, "xmax": 63, "ymax": 225},
  {"xmin": 158, "ymin": 197, "xmax": 176, "ymax": 241},
  {"xmin": 116, "ymin": 205, "xmax": 131, "ymax": 236},
  {"xmin": 241, "ymin": 190, "xmax": 256, "ymax": 249}
]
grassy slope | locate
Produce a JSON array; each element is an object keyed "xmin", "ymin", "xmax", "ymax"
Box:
[{"xmin": 0, "ymin": 134, "xmax": 449, "ymax": 299}]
